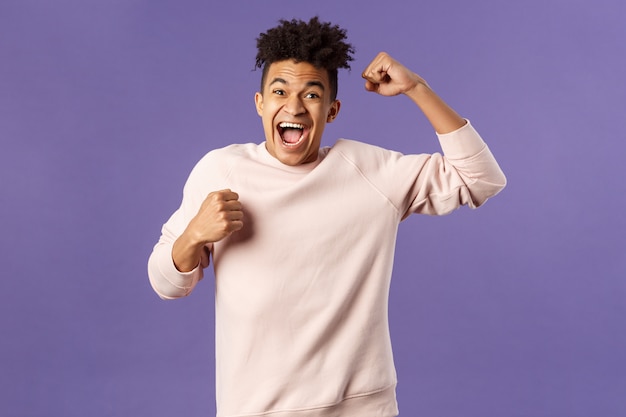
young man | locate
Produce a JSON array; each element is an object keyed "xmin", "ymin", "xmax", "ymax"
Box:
[{"xmin": 148, "ymin": 17, "xmax": 506, "ymax": 417}]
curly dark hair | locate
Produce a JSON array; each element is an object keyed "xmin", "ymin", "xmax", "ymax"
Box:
[{"xmin": 255, "ymin": 17, "xmax": 355, "ymax": 100}]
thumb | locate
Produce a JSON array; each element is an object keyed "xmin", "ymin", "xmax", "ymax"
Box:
[{"xmin": 364, "ymin": 79, "xmax": 378, "ymax": 92}]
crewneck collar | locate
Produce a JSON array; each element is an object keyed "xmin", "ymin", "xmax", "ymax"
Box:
[{"xmin": 257, "ymin": 142, "xmax": 324, "ymax": 173}]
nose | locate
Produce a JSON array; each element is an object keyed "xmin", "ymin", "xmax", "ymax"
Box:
[{"xmin": 283, "ymin": 94, "xmax": 306, "ymax": 116}]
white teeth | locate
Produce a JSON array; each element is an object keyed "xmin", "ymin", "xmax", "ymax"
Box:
[
  {"xmin": 278, "ymin": 122, "xmax": 305, "ymax": 147},
  {"xmin": 279, "ymin": 122, "xmax": 304, "ymax": 129}
]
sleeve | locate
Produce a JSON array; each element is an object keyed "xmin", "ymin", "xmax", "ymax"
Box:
[
  {"xmin": 147, "ymin": 155, "xmax": 216, "ymax": 300},
  {"xmin": 383, "ymin": 120, "xmax": 507, "ymax": 218},
  {"xmin": 147, "ymin": 211, "xmax": 206, "ymax": 300}
]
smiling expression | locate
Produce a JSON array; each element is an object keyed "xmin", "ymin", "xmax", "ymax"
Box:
[{"xmin": 255, "ymin": 60, "xmax": 341, "ymax": 166}]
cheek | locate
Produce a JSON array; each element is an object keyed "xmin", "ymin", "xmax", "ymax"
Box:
[
  {"xmin": 263, "ymin": 113, "xmax": 275, "ymax": 130},
  {"xmin": 261, "ymin": 103, "xmax": 278, "ymax": 121},
  {"xmin": 315, "ymin": 112, "xmax": 330, "ymax": 129}
]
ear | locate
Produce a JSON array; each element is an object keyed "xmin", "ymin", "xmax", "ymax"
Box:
[
  {"xmin": 326, "ymin": 100, "xmax": 341, "ymax": 123},
  {"xmin": 254, "ymin": 92, "xmax": 263, "ymax": 117}
]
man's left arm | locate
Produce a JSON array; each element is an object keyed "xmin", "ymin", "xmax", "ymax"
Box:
[{"xmin": 362, "ymin": 52, "xmax": 506, "ymax": 214}]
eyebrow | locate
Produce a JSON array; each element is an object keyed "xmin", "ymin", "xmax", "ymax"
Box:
[{"xmin": 269, "ymin": 78, "xmax": 325, "ymax": 91}]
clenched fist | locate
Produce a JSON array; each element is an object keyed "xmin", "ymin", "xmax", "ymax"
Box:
[
  {"xmin": 172, "ymin": 189, "xmax": 243, "ymax": 272},
  {"xmin": 190, "ymin": 189, "xmax": 244, "ymax": 243},
  {"xmin": 361, "ymin": 52, "xmax": 426, "ymax": 97},
  {"xmin": 362, "ymin": 52, "xmax": 465, "ymax": 134}
]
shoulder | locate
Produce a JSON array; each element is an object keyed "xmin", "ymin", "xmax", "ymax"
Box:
[
  {"xmin": 193, "ymin": 143, "xmax": 259, "ymax": 171},
  {"xmin": 197, "ymin": 143, "xmax": 259, "ymax": 164},
  {"xmin": 185, "ymin": 143, "xmax": 260, "ymax": 188},
  {"xmin": 327, "ymin": 139, "xmax": 403, "ymax": 166}
]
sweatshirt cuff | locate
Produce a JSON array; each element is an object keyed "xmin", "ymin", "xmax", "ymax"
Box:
[
  {"xmin": 436, "ymin": 119, "xmax": 487, "ymax": 160},
  {"xmin": 156, "ymin": 247, "xmax": 202, "ymax": 290}
]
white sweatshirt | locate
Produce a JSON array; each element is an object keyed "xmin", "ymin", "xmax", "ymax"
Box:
[{"xmin": 148, "ymin": 121, "xmax": 506, "ymax": 417}]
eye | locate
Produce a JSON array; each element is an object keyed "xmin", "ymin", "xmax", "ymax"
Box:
[
  {"xmin": 272, "ymin": 89, "xmax": 286, "ymax": 96},
  {"xmin": 305, "ymin": 92, "xmax": 320, "ymax": 99}
]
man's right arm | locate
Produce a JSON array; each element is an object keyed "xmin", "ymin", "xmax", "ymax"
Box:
[
  {"xmin": 172, "ymin": 189, "xmax": 244, "ymax": 272},
  {"xmin": 148, "ymin": 189, "xmax": 243, "ymax": 299}
]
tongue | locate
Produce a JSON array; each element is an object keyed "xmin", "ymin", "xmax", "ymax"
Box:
[{"xmin": 282, "ymin": 128, "xmax": 302, "ymax": 144}]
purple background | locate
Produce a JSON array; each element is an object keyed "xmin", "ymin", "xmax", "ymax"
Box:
[{"xmin": 1, "ymin": 1, "xmax": 625, "ymax": 416}]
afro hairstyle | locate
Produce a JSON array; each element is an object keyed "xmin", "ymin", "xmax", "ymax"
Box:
[{"xmin": 255, "ymin": 17, "xmax": 355, "ymax": 100}]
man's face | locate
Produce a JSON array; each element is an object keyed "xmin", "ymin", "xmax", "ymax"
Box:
[{"xmin": 255, "ymin": 60, "xmax": 341, "ymax": 166}]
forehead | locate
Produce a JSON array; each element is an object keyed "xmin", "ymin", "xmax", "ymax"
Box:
[{"xmin": 263, "ymin": 60, "xmax": 330, "ymax": 90}]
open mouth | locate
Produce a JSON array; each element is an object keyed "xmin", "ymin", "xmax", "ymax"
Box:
[{"xmin": 278, "ymin": 122, "xmax": 305, "ymax": 147}]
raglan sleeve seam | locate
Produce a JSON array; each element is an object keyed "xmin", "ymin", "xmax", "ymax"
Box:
[{"xmin": 335, "ymin": 147, "xmax": 404, "ymax": 217}]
